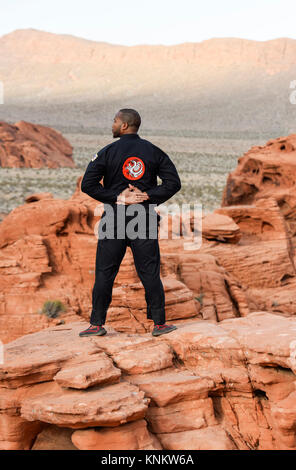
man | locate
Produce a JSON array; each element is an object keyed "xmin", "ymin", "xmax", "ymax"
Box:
[{"xmin": 79, "ymin": 108, "xmax": 181, "ymax": 337}]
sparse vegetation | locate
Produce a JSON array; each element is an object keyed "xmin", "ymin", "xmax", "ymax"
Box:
[
  {"xmin": 41, "ymin": 300, "xmax": 66, "ymax": 318},
  {"xmin": 0, "ymin": 128, "xmax": 273, "ymax": 218},
  {"xmin": 0, "ymin": 133, "xmax": 257, "ymax": 216},
  {"xmin": 195, "ymin": 293, "xmax": 205, "ymax": 305}
]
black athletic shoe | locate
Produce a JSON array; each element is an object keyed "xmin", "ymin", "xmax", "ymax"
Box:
[
  {"xmin": 79, "ymin": 324, "xmax": 107, "ymax": 337},
  {"xmin": 152, "ymin": 323, "xmax": 177, "ymax": 336}
]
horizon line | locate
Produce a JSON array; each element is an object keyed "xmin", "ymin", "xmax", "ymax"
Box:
[{"xmin": 1, "ymin": 27, "xmax": 296, "ymax": 48}]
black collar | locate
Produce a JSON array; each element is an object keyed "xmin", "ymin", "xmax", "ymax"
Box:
[{"xmin": 119, "ymin": 133, "xmax": 140, "ymax": 139}]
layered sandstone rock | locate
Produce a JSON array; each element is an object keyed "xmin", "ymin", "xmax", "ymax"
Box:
[
  {"xmin": 20, "ymin": 381, "xmax": 149, "ymax": 428},
  {"xmin": 2, "ymin": 116, "xmax": 296, "ymax": 453},
  {"xmin": 31, "ymin": 425, "xmax": 78, "ymax": 450},
  {"xmin": 177, "ymin": 252, "xmax": 249, "ymax": 321},
  {"xmin": 3, "ymin": 131, "xmax": 296, "ymax": 345},
  {"xmin": 107, "ymin": 278, "xmax": 200, "ymax": 333},
  {"xmin": 71, "ymin": 420, "xmax": 162, "ymax": 450},
  {"xmin": 159, "ymin": 312, "xmax": 296, "ymax": 450},
  {"xmin": 1, "ymin": 313, "xmax": 296, "ymax": 450},
  {"xmin": 201, "ymin": 213, "xmax": 241, "ymax": 244},
  {"xmin": 214, "ymin": 136, "xmax": 296, "ymax": 316},
  {"xmin": 0, "ymin": 176, "xmax": 246, "ymax": 343},
  {"xmin": 0, "ymin": 120, "xmax": 74, "ymax": 168},
  {"xmin": 213, "ymin": 197, "xmax": 296, "ymax": 292},
  {"xmin": 221, "ymin": 133, "xmax": 296, "ymax": 236}
]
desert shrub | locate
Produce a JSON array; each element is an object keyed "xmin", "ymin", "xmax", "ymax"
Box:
[
  {"xmin": 41, "ymin": 300, "xmax": 66, "ymax": 318},
  {"xmin": 195, "ymin": 293, "xmax": 205, "ymax": 305}
]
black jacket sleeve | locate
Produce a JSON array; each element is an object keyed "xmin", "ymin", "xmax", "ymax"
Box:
[
  {"xmin": 145, "ymin": 146, "xmax": 181, "ymax": 205},
  {"xmin": 81, "ymin": 148, "xmax": 120, "ymax": 203}
]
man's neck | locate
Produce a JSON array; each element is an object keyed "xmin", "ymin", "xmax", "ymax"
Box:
[
  {"xmin": 120, "ymin": 132, "xmax": 137, "ymax": 136},
  {"xmin": 119, "ymin": 133, "xmax": 139, "ymax": 138}
]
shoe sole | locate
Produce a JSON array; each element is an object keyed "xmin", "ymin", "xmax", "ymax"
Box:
[
  {"xmin": 152, "ymin": 326, "xmax": 177, "ymax": 336},
  {"xmin": 79, "ymin": 330, "xmax": 107, "ymax": 337}
]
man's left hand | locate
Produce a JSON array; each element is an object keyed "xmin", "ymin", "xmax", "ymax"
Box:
[{"xmin": 116, "ymin": 184, "xmax": 149, "ymax": 205}]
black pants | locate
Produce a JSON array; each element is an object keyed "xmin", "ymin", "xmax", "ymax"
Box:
[{"xmin": 90, "ymin": 204, "xmax": 165, "ymax": 326}]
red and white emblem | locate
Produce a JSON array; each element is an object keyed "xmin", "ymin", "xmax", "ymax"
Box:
[{"xmin": 122, "ymin": 156, "xmax": 145, "ymax": 180}]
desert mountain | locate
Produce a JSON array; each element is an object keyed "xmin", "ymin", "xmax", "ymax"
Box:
[{"xmin": 0, "ymin": 28, "xmax": 296, "ymax": 134}]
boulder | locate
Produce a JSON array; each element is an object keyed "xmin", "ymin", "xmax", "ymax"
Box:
[{"xmin": 0, "ymin": 120, "xmax": 74, "ymax": 168}]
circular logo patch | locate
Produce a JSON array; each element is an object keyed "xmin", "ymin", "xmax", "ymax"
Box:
[{"xmin": 122, "ymin": 156, "xmax": 145, "ymax": 180}]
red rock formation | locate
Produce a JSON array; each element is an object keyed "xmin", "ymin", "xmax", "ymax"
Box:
[
  {"xmin": 71, "ymin": 419, "xmax": 162, "ymax": 451},
  {"xmin": 221, "ymin": 133, "xmax": 296, "ymax": 236},
  {"xmin": 2, "ymin": 131, "xmax": 296, "ymax": 450},
  {"xmin": 0, "ymin": 176, "xmax": 247, "ymax": 343},
  {"xmin": 216, "ymin": 135, "xmax": 296, "ymax": 316},
  {"xmin": 31, "ymin": 425, "xmax": 78, "ymax": 450},
  {"xmin": 4, "ymin": 131, "xmax": 296, "ymax": 342},
  {"xmin": 202, "ymin": 197, "xmax": 296, "ymax": 289},
  {"xmin": 202, "ymin": 213, "xmax": 241, "ymax": 244},
  {"xmin": 1, "ymin": 313, "xmax": 296, "ymax": 450},
  {"xmin": 0, "ymin": 120, "xmax": 74, "ymax": 168}
]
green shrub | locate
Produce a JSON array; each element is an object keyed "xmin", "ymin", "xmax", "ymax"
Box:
[
  {"xmin": 41, "ymin": 300, "xmax": 66, "ymax": 318},
  {"xmin": 195, "ymin": 293, "xmax": 205, "ymax": 305}
]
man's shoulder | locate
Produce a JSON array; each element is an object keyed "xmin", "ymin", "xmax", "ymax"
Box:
[
  {"xmin": 138, "ymin": 136, "xmax": 153, "ymax": 145},
  {"xmin": 98, "ymin": 141, "xmax": 116, "ymax": 154},
  {"xmin": 99, "ymin": 138, "xmax": 148, "ymax": 150},
  {"xmin": 95, "ymin": 136, "xmax": 163, "ymax": 154},
  {"xmin": 141, "ymin": 139, "xmax": 168, "ymax": 158},
  {"xmin": 107, "ymin": 136, "xmax": 157, "ymax": 152},
  {"xmin": 138, "ymin": 137, "xmax": 164, "ymax": 153},
  {"xmin": 136, "ymin": 136, "xmax": 156, "ymax": 146},
  {"xmin": 91, "ymin": 141, "xmax": 116, "ymax": 160}
]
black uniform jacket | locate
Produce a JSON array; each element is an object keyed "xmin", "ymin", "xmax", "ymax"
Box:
[{"xmin": 80, "ymin": 133, "xmax": 181, "ymax": 207}]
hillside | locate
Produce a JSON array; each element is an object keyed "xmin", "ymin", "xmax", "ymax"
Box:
[{"xmin": 0, "ymin": 29, "xmax": 295, "ymax": 136}]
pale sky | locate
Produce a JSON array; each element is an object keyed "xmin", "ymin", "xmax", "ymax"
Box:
[{"xmin": 1, "ymin": 0, "xmax": 296, "ymax": 46}]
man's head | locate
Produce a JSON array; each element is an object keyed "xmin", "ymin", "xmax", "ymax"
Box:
[{"xmin": 112, "ymin": 108, "xmax": 141, "ymax": 138}]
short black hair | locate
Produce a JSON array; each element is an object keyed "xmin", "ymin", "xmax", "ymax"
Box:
[{"xmin": 118, "ymin": 108, "xmax": 141, "ymax": 131}]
